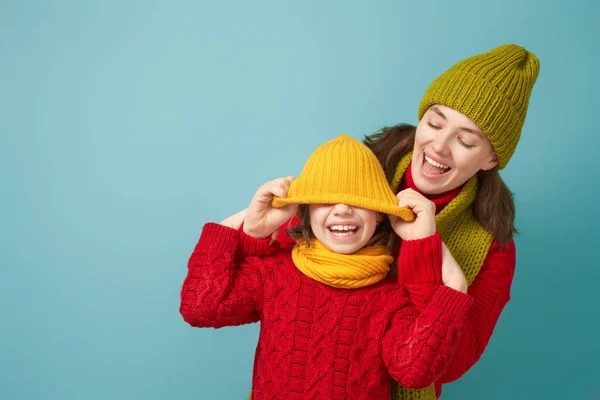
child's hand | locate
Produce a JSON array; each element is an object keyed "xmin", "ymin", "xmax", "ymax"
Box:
[
  {"xmin": 243, "ymin": 177, "xmax": 299, "ymax": 240},
  {"xmin": 220, "ymin": 209, "xmax": 247, "ymax": 230},
  {"xmin": 389, "ymin": 189, "xmax": 436, "ymax": 240},
  {"xmin": 441, "ymin": 241, "xmax": 468, "ymax": 293}
]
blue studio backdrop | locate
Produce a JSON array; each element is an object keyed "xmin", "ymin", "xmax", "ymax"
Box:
[{"xmin": 1, "ymin": 1, "xmax": 599, "ymax": 399}]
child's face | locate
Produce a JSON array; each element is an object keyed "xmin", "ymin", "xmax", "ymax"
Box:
[{"xmin": 309, "ymin": 204, "xmax": 380, "ymax": 254}]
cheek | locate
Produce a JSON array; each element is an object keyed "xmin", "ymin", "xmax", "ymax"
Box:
[
  {"xmin": 414, "ymin": 126, "xmax": 428, "ymax": 145},
  {"xmin": 362, "ymin": 225, "xmax": 377, "ymax": 240},
  {"xmin": 308, "ymin": 208, "xmax": 324, "ymax": 231},
  {"xmin": 361, "ymin": 212, "xmax": 380, "ymax": 237},
  {"xmin": 415, "ymin": 133, "xmax": 438, "ymax": 151},
  {"xmin": 309, "ymin": 205, "xmax": 325, "ymax": 218},
  {"xmin": 311, "ymin": 215, "xmax": 324, "ymax": 231},
  {"xmin": 454, "ymin": 151, "xmax": 488, "ymax": 175}
]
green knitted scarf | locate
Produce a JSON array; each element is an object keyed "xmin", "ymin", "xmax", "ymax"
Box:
[{"xmin": 390, "ymin": 153, "xmax": 494, "ymax": 400}]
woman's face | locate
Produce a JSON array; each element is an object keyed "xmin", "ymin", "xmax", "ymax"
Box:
[
  {"xmin": 309, "ymin": 204, "xmax": 380, "ymax": 254},
  {"xmin": 411, "ymin": 105, "xmax": 498, "ymax": 195}
]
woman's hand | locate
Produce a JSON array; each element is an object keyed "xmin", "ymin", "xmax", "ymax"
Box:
[
  {"xmin": 441, "ymin": 241, "xmax": 468, "ymax": 293},
  {"xmin": 389, "ymin": 189, "xmax": 436, "ymax": 241},
  {"xmin": 243, "ymin": 177, "xmax": 299, "ymax": 240}
]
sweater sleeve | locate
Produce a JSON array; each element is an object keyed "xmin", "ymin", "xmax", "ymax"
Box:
[
  {"xmin": 396, "ymin": 233, "xmax": 443, "ymax": 310},
  {"xmin": 235, "ymin": 222, "xmax": 281, "ymax": 259},
  {"xmin": 180, "ymin": 223, "xmax": 265, "ymax": 328},
  {"xmin": 437, "ymin": 239, "xmax": 516, "ymax": 383},
  {"xmin": 382, "ymin": 285, "xmax": 473, "ymax": 389},
  {"xmin": 397, "ymin": 237, "xmax": 516, "ymax": 383}
]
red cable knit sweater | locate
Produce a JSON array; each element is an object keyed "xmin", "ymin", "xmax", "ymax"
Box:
[
  {"xmin": 271, "ymin": 166, "xmax": 517, "ymax": 398},
  {"xmin": 180, "ymin": 223, "xmax": 473, "ymax": 400},
  {"xmin": 398, "ymin": 166, "xmax": 517, "ymax": 398}
]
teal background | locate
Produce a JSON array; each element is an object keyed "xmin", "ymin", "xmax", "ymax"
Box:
[{"xmin": 1, "ymin": 1, "xmax": 598, "ymax": 399}]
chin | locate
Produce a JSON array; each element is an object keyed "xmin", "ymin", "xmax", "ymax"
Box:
[
  {"xmin": 319, "ymin": 238, "xmax": 365, "ymax": 254},
  {"xmin": 328, "ymin": 244, "xmax": 362, "ymax": 255},
  {"xmin": 412, "ymin": 175, "xmax": 446, "ymax": 196}
]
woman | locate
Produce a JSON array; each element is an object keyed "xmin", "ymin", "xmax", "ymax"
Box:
[{"xmin": 234, "ymin": 44, "xmax": 540, "ymax": 399}]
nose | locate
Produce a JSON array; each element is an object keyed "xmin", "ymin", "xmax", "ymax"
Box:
[
  {"xmin": 332, "ymin": 204, "xmax": 352, "ymax": 215},
  {"xmin": 431, "ymin": 129, "xmax": 450, "ymax": 155}
]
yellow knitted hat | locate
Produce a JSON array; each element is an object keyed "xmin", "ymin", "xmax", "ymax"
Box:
[
  {"xmin": 418, "ymin": 44, "xmax": 540, "ymax": 169},
  {"xmin": 272, "ymin": 135, "xmax": 414, "ymax": 221}
]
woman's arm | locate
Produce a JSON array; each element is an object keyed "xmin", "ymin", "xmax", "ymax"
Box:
[
  {"xmin": 437, "ymin": 239, "xmax": 515, "ymax": 382},
  {"xmin": 397, "ymin": 238, "xmax": 516, "ymax": 382},
  {"xmin": 383, "ymin": 285, "xmax": 473, "ymax": 389}
]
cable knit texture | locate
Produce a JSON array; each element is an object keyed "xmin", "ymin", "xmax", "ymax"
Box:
[
  {"xmin": 272, "ymin": 194, "xmax": 515, "ymax": 399},
  {"xmin": 271, "ymin": 165, "xmax": 516, "ymax": 399},
  {"xmin": 180, "ymin": 223, "xmax": 473, "ymax": 400},
  {"xmin": 390, "ymin": 154, "xmax": 504, "ymax": 400}
]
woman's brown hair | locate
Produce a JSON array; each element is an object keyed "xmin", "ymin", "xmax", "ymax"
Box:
[{"xmin": 363, "ymin": 124, "xmax": 517, "ymax": 245}]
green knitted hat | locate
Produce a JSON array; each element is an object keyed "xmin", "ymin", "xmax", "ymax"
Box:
[{"xmin": 418, "ymin": 44, "xmax": 540, "ymax": 169}]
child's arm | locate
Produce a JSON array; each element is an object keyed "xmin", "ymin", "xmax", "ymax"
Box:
[
  {"xmin": 220, "ymin": 177, "xmax": 300, "ymax": 258},
  {"xmin": 382, "ymin": 285, "xmax": 473, "ymax": 390},
  {"xmin": 179, "ymin": 223, "xmax": 265, "ymax": 328},
  {"xmin": 219, "ymin": 208, "xmax": 283, "ymax": 258}
]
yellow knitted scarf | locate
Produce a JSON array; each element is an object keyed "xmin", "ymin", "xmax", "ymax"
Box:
[
  {"xmin": 390, "ymin": 153, "xmax": 494, "ymax": 400},
  {"xmin": 292, "ymin": 239, "xmax": 393, "ymax": 289}
]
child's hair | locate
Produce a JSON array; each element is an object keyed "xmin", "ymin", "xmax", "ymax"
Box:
[{"xmin": 286, "ymin": 204, "xmax": 398, "ymax": 252}]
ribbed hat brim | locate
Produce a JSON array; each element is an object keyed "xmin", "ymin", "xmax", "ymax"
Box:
[{"xmin": 272, "ymin": 194, "xmax": 415, "ymax": 222}]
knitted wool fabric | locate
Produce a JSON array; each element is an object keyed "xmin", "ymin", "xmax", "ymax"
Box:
[
  {"xmin": 292, "ymin": 239, "xmax": 393, "ymax": 289},
  {"xmin": 418, "ymin": 44, "xmax": 540, "ymax": 169},
  {"xmin": 188, "ymin": 224, "xmax": 473, "ymax": 400},
  {"xmin": 390, "ymin": 153, "xmax": 494, "ymax": 400},
  {"xmin": 272, "ymin": 134, "xmax": 414, "ymax": 221}
]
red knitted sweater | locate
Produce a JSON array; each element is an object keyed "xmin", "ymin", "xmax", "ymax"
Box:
[
  {"xmin": 271, "ymin": 166, "xmax": 517, "ymax": 398},
  {"xmin": 180, "ymin": 223, "xmax": 473, "ymax": 400}
]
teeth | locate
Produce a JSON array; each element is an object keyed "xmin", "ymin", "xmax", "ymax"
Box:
[
  {"xmin": 330, "ymin": 225, "xmax": 358, "ymax": 231},
  {"xmin": 329, "ymin": 225, "xmax": 358, "ymax": 238},
  {"xmin": 425, "ymin": 155, "xmax": 450, "ymax": 170},
  {"xmin": 331, "ymin": 230, "xmax": 355, "ymax": 237}
]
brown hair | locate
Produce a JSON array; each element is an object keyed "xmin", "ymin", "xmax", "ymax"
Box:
[
  {"xmin": 286, "ymin": 205, "xmax": 398, "ymax": 252},
  {"xmin": 363, "ymin": 123, "xmax": 517, "ymax": 245}
]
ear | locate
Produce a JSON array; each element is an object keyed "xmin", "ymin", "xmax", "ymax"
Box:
[{"xmin": 481, "ymin": 153, "xmax": 499, "ymax": 171}]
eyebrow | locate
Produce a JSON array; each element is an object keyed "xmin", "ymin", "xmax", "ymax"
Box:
[{"xmin": 430, "ymin": 106, "xmax": 485, "ymax": 138}]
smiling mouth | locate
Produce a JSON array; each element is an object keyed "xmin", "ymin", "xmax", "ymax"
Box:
[
  {"xmin": 423, "ymin": 154, "xmax": 451, "ymax": 175},
  {"xmin": 328, "ymin": 225, "xmax": 359, "ymax": 238}
]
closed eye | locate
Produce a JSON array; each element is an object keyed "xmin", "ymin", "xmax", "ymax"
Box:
[{"xmin": 458, "ymin": 137, "xmax": 475, "ymax": 149}]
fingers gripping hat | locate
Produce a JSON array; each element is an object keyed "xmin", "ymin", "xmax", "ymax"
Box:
[
  {"xmin": 272, "ymin": 135, "xmax": 414, "ymax": 221},
  {"xmin": 418, "ymin": 44, "xmax": 540, "ymax": 169}
]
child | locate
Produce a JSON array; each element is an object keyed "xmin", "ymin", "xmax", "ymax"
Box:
[{"xmin": 180, "ymin": 135, "xmax": 472, "ymax": 400}]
